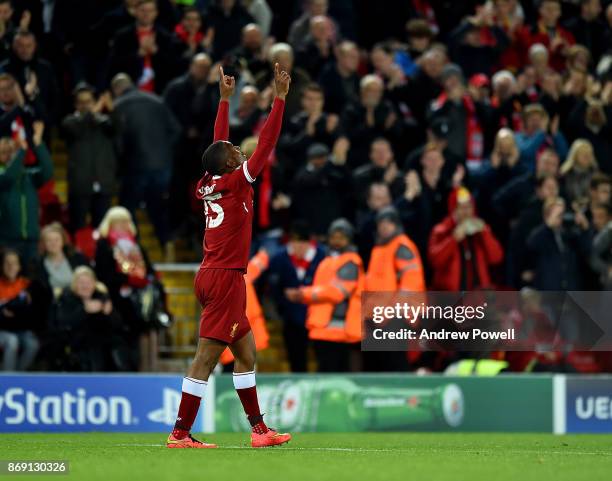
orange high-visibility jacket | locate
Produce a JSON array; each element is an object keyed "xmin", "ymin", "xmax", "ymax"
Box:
[
  {"xmin": 300, "ymin": 251, "xmax": 365, "ymax": 343},
  {"xmin": 366, "ymin": 233, "xmax": 425, "ymax": 292},
  {"xmin": 220, "ymin": 250, "xmax": 270, "ymax": 364}
]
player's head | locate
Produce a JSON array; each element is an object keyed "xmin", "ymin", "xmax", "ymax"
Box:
[{"xmin": 201, "ymin": 140, "xmax": 246, "ymax": 176}]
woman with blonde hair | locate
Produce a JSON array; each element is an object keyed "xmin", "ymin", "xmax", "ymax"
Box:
[
  {"xmin": 560, "ymin": 139, "xmax": 598, "ymax": 206},
  {"xmin": 94, "ymin": 206, "xmax": 166, "ymax": 371}
]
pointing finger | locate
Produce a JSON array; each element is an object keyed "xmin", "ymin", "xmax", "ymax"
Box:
[
  {"xmin": 220, "ymin": 65, "xmax": 224, "ymax": 79},
  {"xmin": 274, "ymin": 62, "xmax": 280, "ymax": 76}
]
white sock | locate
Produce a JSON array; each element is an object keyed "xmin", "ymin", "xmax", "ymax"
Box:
[
  {"xmin": 182, "ymin": 377, "xmax": 207, "ymax": 398},
  {"xmin": 232, "ymin": 370, "xmax": 256, "ymax": 389}
]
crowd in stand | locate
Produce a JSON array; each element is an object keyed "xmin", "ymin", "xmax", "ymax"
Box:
[{"xmin": 1, "ymin": 0, "xmax": 612, "ymax": 373}]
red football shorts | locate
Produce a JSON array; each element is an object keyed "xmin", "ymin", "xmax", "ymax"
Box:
[{"xmin": 194, "ymin": 268, "xmax": 251, "ymax": 344}]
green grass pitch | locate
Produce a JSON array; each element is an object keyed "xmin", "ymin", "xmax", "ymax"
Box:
[{"xmin": 2, "ymin": 433, "xmax": 612, "ymax": 481}]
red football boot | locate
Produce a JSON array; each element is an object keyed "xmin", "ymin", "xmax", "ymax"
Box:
[
  {"xmin": 251, "ymin": 423, "xmax": 292, "ymax": 448},
  {"xmin": 166, "ymin": 433, "xmax": 217, "ymax": 448}
]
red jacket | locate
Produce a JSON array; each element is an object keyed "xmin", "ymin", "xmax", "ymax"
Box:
[{"xmin": 428, "ymin": 217, "xmax": 503, "ymax": 290}]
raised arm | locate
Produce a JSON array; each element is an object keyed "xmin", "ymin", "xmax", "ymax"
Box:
[
  {"xmin": 214, "ymin": 66, "xmax": 235, "ymax": 142},
  {"xmin": 244, "ymin": 63, "xmax": 291, "ymax": 181}
]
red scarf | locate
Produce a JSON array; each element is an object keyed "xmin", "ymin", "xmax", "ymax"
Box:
[
  {"xmin": 136, "ymin": 27, "xmax": 155, "ymax": 92},
  {"xmin": 288, "ymin": 242, "xmax": 317, "ymax": 281},
  {"xmin": 174, "ymin": 23, "xmax": 204, "ymax": 46},
  {"xmin": 435, "ymin": 93, "xmax": 484, "ymax": 167},
  {"xmin": 108, "ymin": 231, "xmax": 148, "ymax": 287}
]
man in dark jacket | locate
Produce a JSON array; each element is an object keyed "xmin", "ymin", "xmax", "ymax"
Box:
[
  {"xmin": 111, "ymin": 73, "xmax": 180, "ymax": 250},
  {"xmin": 61, "ymin": 84, "xmax": 118, "ymax": 232},
  {"xmin": 0, "ymin": 122, "xmax": 52, "ymax": 264},
  {"xmin": 291, "ymin": 143, "xmax": 349, "ymax": 237},
  {"xmin": 317, "ymin": 41, "xmax": 360, "ymax": 115},
  {"xmin": 0, "ymin": 30, "xmax": 58, "ymax": 127},
  {"xmin": 525, "ymin": 196, "xmax": 592, "ymax": 290},
  {"xmin": 108, "ymin": 0, "xmax": 182, "ymax": 95},
  {"xmin": 278, "ymin": 83, "xmax": 340, "ymax": 174},
  {"xmin": 204, "ymin": 0, "xmax": 254, "ymax": 60},
  {"xmin": 267, "ymin": 220, "xmax": 326, "ymax": 372}
]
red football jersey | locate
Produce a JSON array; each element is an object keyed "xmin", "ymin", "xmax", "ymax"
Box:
[
  {"xmin": 199, "ymin": 165, "xmax": 254, "ymax": 270},
  {"xmin": 197, "ymin": 98, "xmax": 285, "ymax": 271}
]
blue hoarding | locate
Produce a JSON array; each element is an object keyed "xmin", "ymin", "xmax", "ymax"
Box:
[
  {"xmin": 565, "ymin": 376, "xmax": 612, "ymax": 433},
  {"xmin": 0, "ymin": 374, "xmax": 210, "ymax": 433}
]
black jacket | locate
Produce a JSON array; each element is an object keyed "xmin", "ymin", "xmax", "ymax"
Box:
[
  {"xmin": 114, "ymin": 88, "xmax": 181, "ymax": 173},
  {"xmin": 61, "ymin": 111, "xmax": 119, "ymax": 196}
]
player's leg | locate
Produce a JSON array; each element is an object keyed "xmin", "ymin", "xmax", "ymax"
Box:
[
  {"xmin": 230, "ymin": 332, "xmax": 292, "ymax": 447},
  {"xmin": 168, "ymin": 337, "xmax": 226, "ymax": 448}
]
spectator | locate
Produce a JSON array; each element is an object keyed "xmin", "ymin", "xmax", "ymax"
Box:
[
  {"xmin": 205, "ymin": 0, "xmax": 254, "ymax": 60},
  {"xmin": 285, "ymin": 218, "xmax": 364, "ymax": 372},
  {"xmin": 108, "ymin": 0, "xmax": 182, "ymax": 94},
  {"xmin": 564, "ymin": 0, "xmax": 606, "ymax": 65},
  {"xmin": 317, "ymin": 40, "xmax": 360, "ymax": 114},
  {"xmin": 30, "ymin": 222, "xmax": 90, "ymax": 302},
  {"xmin": 506, "ymin": 174, "xmax": 559, "ymax": 287},
  {"xmin": 242, "ymin": 0, "xmax": 272, "ymax": 38},
  {"xmin": 49, "ymin": 266, "xmax": 126, "ymax": 371},
  {"xmin": 230, "ymin": 86, "xmax": 267, "ymax": 145},
  {"xmin": 0, "ymin": 248, "xmax": 39, "ymax": 370},
  {"xmin": 493, "ymin": 147, "xmax": 560, "ymax": 228},
  {"xmin": 491, "ymin": 70, "xmax": 523, "ymax": 131},
  {"xmin": 0, "ymin": 73, "xmax": 35, "ymax": 141},
  {"xmin": 515, "ymin": 103, "xmax": 568, "ymax": 171},
  {"xmin": 173, "ymin": 7, "xmax": 210, "ymax": 59},
  {"xmin": 448, "ymin": 7, "xmax": 510, "ymax": 77},
  {"xmin": 342, "ymin": 74, "xmax": 401, "ymax": 166},
  {"xmin": 370, "ymin": 42, "xmax": 406, "ymax": 90},
  {"xmin": 428, "ymin": 187, "xmax": 503, "ymax": 290},
  {"xmin": 396, "ymin": 19, "xmax": 435, "ymax": 77},
  {"xmin": 111, "ymin": 73, "xmax": 180, "ymax": 254},
  {"xmin": 589, "ymin": 173, "xmax": 612, "ymax": 213},
  {"xmin": 566, "ymin": 96, "xmax": 611, "ymax": 174},
  {"xmin": 291, "ymin": 143, "xmax": 349, "ymax": 237},
  {"xmin": 525, "ymin": 196, "xmax": 592, "ymax": 290},
  {"xmin": 295, "ymin": 15, "xmax": 335, "ymax": 79},
  {"xmin": 95, "ymin": 206, "xmax": 163, "ymax": 371},
  {"xmin": 61, "ymin": 83, "xmax": 118, "ymax": 232},
  {"xmin": 288, "ymin": 0, "xmax": 337, "ymax": 48},
  {"xmin": 560, "ymin": 139, "xmax": 598, "ymax": 207},
  {"xmin": 0, "ymin": 30, "xmax": 58, "ymax": 126},
  {"xmin": 279, "ymin": 83, "xmax": 340, "ymax": 170},
  {"xmin": 475, "ymin": 128, "xmax": 525, "ymax": 235},
  {"xmin": 519, "ymin": 0, "xmax": 574, "ymax": 72},
  {"xmin": 591, "ymin": 215, "xmax": 612, "ymax": 289},
  {"xmin": 591, "ymin": 203, "xmax": 611, "ymax": 234},
  {"xmin": 353, "ymin": 138, "xmax": 403, "ymax": 206},
  {"xmin": 428, "ymin": 64, "xmax": 490, "ymax": 172},
  {"xmin": 0, "ymin": 122, "xmax": 52, "ymax": 264},
  {"xmin": 356, "ymin": 182, "xmax": 392, "ymax": 267},
  {"xmin": 397, "ymin": 146, "xmax": 455, "ymax": 265},
  {"xmin": 255, "ymin": 42, "xmax": 311, "ymax": 118},
  {"xmin": 230, "ymin": 23, "xmax": 269, "ymax": 80},
  {"xmin": 268, "ymin": 220, "xmax": 326, "ymax": 372}
]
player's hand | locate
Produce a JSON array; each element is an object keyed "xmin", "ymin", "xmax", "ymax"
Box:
[
  {"xmin": 32, "ymin": 121, "xmax": 45, "ymax": 146},
  {"xmin": 219, "ymin": 66, "xmax": 235, "ymax": 100},
  {"xmin": 273, "ymin": 63, "xmax": 291, "ymax": 100},
  {"xmin": 284, "ymin": 288, "xmax": 303, "ymax": 303}
]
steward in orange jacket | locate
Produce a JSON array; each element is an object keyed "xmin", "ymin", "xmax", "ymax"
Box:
[
  {"xmin": 428, "ymin": 187, "xmax": 503, "ymax": 290},
  {"xmin": 366, "ymin": 207, "xmax": 426, "ymax": 292},
  {"xmin": 286, "ymin": 219, "xmax": 365, "ymax": 372},
  {"xmin": 220, "ymin": 249, "xmax": 270, "ymax": 365}
]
